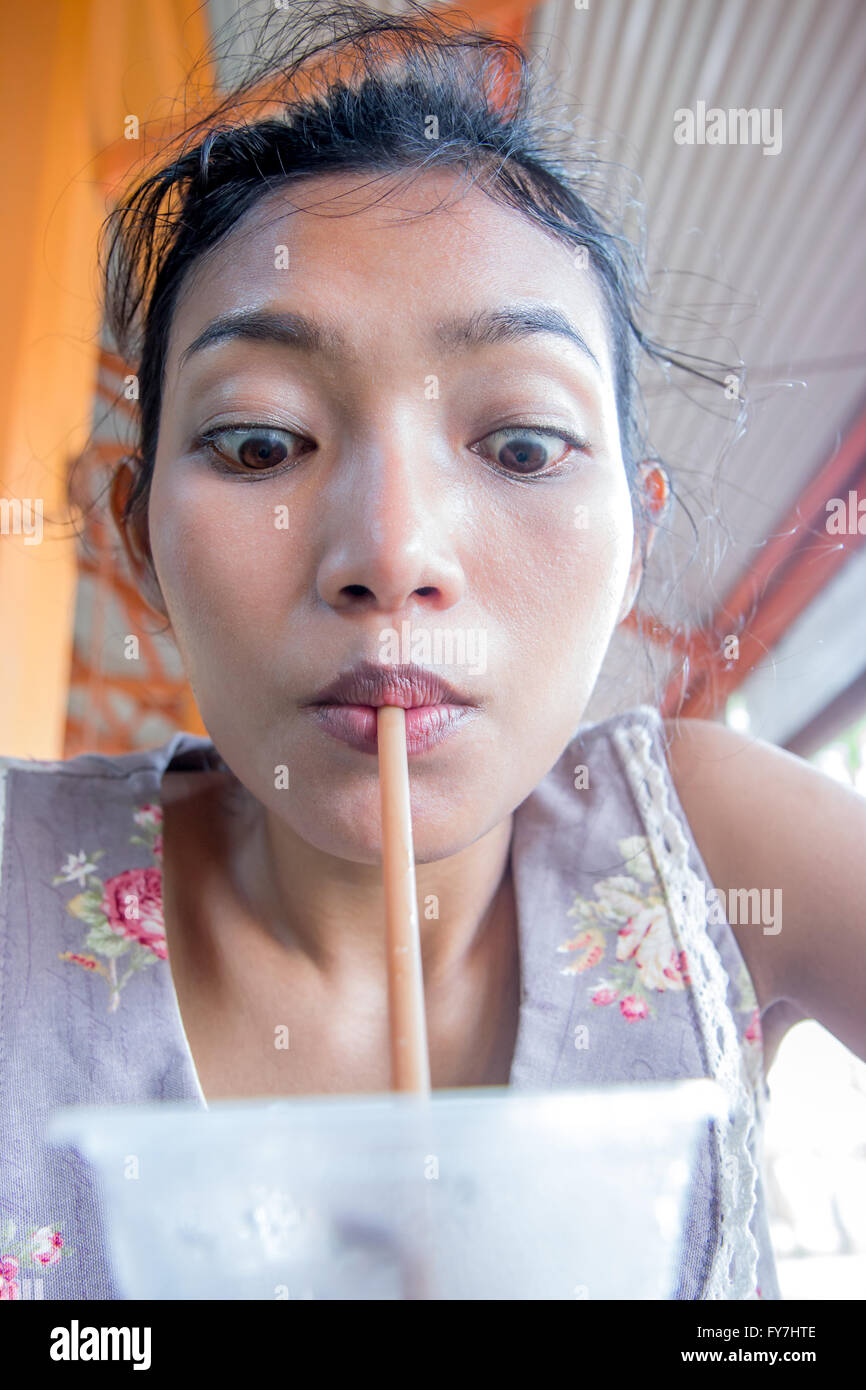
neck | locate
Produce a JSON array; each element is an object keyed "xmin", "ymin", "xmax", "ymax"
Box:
[{"xmin": 232, "ymin": 787, "xmax": 515, "ymax": 992}]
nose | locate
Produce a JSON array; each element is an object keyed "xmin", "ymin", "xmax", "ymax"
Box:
[{"xmin": 315, "ymin": 418, "xmax": 466, "ymax": 616}]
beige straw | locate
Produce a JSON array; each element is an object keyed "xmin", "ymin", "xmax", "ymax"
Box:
[{"xmin": 377, "ymin": 705, "xmax": 431, "ymax": 1094}]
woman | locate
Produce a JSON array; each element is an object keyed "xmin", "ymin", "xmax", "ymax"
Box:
[{"xmin": 1, "ymin": 1, "xmax": 863, "ymax": 1302}]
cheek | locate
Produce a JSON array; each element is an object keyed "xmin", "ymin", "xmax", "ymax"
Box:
[
  {"xmin": 480, "ymin": 468, "xmax": 635, "ymax": 693},
  {"xmin": 148, "ymin": 468, "xmax": 299, "ymax": 675}
]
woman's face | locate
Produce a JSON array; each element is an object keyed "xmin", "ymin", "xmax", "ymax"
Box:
[{"xmin": 139, "ymin": 170, "xmax": 641, "ymax": 863}]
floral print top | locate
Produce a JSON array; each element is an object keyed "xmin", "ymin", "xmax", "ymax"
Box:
[
  {"xmin": 556, "ymin": 831, "xmax": 764, "ymax": 1096},
  {"xmin": 0, "ymin": 707, "xmax": 780, "ymax": 1299},
  {"xmin": 52, "ymin": 804, "xmax": 166, "ymax": 1012}
]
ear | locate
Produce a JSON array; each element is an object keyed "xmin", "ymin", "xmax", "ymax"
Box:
[
  {"xmin": 616, "ymin": 462, "xmax": 670, "ymax": 624},
  {"xmin": 109, "ymin": 460, "xmax": 169, "ymax": 622},
  {"xmin": 616, "ymin": 526, "xmax": 646, "ymax": 624}
]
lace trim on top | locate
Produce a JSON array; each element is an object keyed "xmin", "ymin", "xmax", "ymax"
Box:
[{"xmin": 611, "ymin": 717, "xmax": 760, "ymax": 1301}]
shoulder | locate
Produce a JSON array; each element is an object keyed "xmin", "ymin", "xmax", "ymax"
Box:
[
  {"xmin": 660, "ymin": 715, "xmax": 866, "ymax": 1064},
  {"xmin": 0, "ymin": 747, "xmax": 153, "ymax": 780},
  {"xmin": 658, "ymin": 712, "xmax": 844, "ymax": 871},
  {"xmin": 659, "ymin": 712, "xmax": 863, "ymax": 878},
  {"xmin": 658, "ymin": 717, "xmax": 779, "ymax": 1010}
]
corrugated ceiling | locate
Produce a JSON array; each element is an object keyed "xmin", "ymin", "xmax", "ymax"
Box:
[{"xmin": 527, "ymin": 0, "xmax": 866, "ymax": 607}]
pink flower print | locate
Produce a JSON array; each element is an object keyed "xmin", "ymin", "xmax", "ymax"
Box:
[
  {"xmin": 617, "ymin": 906, "xmax": 686, "ymax": 993},
  {"xmin": 0, "ymin": 1255, "xmax": 20, "ymax": 1300},
  {"xmin": 57, "ymin": 805, "xmax": 170, "ymax": 1011},
  {"xmin": 58, "ymin": 951, "xmax": 113, "ymax": 983},
  {"xmin": 30, "ymin": 1227, "xmax": 63, "ymax": 1267},
  {"xmin": 745, "ymin": 1008, "xmax": 762, "ymax": 1046},
  {"xmin": 558, "ymin": 926, "xmax": 605, "ymax": 975},
  {"xmin": 616, "ymin": 924, "xmax": 639, "ymax": 958},
  {"xmin": 101, "ymin": 867, "xmax": 166, "ymax": 959},
  {"xmin": 620, "ymin": 994, "xmax": 650, "ymax": 1021},
  {"xmin": 615, "ymin": 906, "xmax": 662, "ymax": 963},
  {"xmin": 559, "ymin": 837, "xmax": 694, "ymax": 1025},
  {"xmin": 67, "ymin": 952, "xmax": 99, "ymax": 971},
  {"xmin": 591, "ymin": 987, "xmax": 619, "ymax": 1006}
]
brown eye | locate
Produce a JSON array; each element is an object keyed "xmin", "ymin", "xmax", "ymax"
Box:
[
  {"xmin": 237, "ymin": 431, "xmax": 289, "ymax": 469},
  {"xmin": 201, "ymin": 426, "xmax": 303, "ymax": 472},
  {"xmin": 479, "ymin": 427, "xmax": 581, "ymax": 477}
]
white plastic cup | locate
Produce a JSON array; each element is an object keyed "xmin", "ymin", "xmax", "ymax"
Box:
[{"xmin": 48, "ymin": 1079, "xmax": 724, "ymax": 1300}]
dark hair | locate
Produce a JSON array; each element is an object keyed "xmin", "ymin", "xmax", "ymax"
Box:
[{"xmin": 98, "ymin": 0, "xmax": 740, "ymax": 701}]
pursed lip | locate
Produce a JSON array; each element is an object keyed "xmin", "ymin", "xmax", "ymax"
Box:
[{"xmin": 305, "ymin": 659, "xmax": 476, "ymax": 709}]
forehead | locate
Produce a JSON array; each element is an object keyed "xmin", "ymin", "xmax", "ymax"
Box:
[{"xmin": 166, "ymin": 169, "xmax": 616, "ymax": 382}]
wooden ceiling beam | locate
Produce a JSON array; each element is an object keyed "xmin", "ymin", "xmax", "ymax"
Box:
[{"xmin": 661, "ymin": 399, "xmax": 866, "ymax": 719}]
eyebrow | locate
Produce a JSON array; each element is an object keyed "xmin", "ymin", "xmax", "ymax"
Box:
[
  {"xmin": 177, "ymin": 303, "xmax": 602, "ymax": 373},
  {"xmin": 436, "ymin": 304, "xmax": 601, "ymax": 370}
]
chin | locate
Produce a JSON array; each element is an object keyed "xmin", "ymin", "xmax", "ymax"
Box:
[{"xmin": 265, "ymin": 784, "xmax": 478, "ymax": 866}]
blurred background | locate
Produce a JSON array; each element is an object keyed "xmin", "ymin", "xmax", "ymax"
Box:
[{"xmin": 2, "ymin": 0, "xmax": 864, "ymax": 1297}]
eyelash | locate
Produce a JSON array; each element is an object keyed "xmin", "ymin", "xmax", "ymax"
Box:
[{"xmin": 192, "ymin": 422, "xmax": 590, "ymax": 482}]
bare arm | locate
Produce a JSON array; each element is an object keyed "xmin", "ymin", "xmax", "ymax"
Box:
[{"xmin": 663, "ymin": 716, "xmax": 866, "ymax": 1065}]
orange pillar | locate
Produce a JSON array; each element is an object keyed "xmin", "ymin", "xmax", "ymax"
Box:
[
  {"xmin": 0, "ymin": 0, "xmax": 211, "ymax": 758},
  {"xmin": 0, "ymin": 3, "xmax": 101, "ymax": 758}
]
